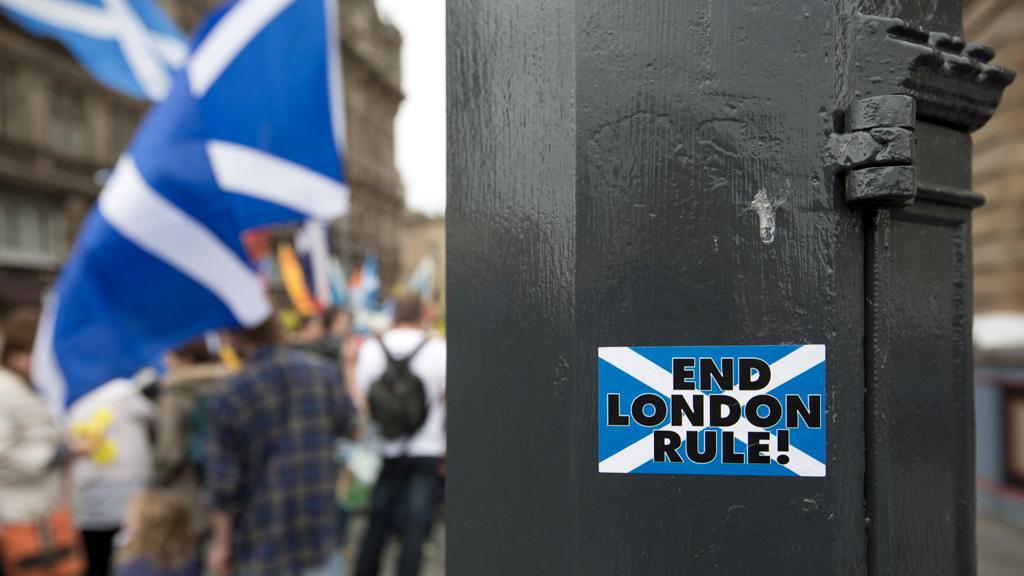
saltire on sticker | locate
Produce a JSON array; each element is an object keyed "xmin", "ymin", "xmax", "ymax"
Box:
[{"xmin": 598, "ymin": 344, "xmax": 827, "ymax": 477}]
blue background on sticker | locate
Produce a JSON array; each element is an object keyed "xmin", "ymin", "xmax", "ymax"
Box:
[{"xmin": 597, "ymin": 345, "xmax": 827, "ymax": 477}]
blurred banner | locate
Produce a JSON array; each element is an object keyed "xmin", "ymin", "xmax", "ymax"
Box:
[
  {"xmin": 278, "ymin": 243, "xmax": 317, "ymax": 317},
  {"xmin": 328, "ymin": 257, "xmax": 349, "ymax": 309},
  {"xmin": 295, "ymin": 220, "xmax": 333, "ymax": 309},
  {"xmin": 0, "ymin": 0, "xmax": 188, "ymax": 100},
  {"xmin": 32, "ymin": 0, "xmax": 349, "ymax": 412}
]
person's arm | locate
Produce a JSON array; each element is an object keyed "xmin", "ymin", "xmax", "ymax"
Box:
[
  {"xmin": 341, "ymin": 336, "xmax": 366, "ymax": 414},
  {"xmin": 329, "ymin": 358, "xmax": 359, "ymax": 440},
  {"xmin": 0, "ymin": 400, "xmax": 59, "ymax": 482},
  {"xmin": 205, "ymin": 391, "xmax": 241, "ymax": 576},
  {"xmin": 350, "ymin": 337, "xmax": 383, "ymax": 439},
  {"xmin": 208, "ymin": 511, "xmax": 233, "ymax": 576},
  {"xmin": 152, "ymin": 392, "xmax": 188, "ymax": 484},
  {"xmin": 354, "ymin": 337, "xmax": 380, "ymax": 400}
]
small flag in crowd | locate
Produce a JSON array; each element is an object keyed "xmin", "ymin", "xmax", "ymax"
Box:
[
  {"xmin": 33, "ymin": 0, "xmax": 350, "ymax": 412},
  {"xmin": 405, "ymin": 253, "xmax": 437, "ymax": 298},
  {"xmin": 351, "ymin": 254, "xmax": 381, "ymax": 310},
  {"xmin": 278, "ymin": 243, "xmax": 318, "ymax": 317},
  {"xmin": 328, "ymin": 257, "xmax": 349, "ymax": 308},
  {"xmin": 0, "ymin": 0, "xmax": 189, "ymax": 100},
  {"xmin": 295, "ymin": 220, "xmax": 333, "ymax": 309}
]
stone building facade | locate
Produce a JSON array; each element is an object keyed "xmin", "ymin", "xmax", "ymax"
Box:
[
  {"xmin": 0, "ymin": 0, "xmax": 403, "ymax": 311},
  {"xmin": 966, "ymin": 0, "xmax": 1024, "ymax": 313},
  {"xmin": 965, "ymin": 0, "xmax": 1024, "ymax": 532},
  {"xmin": 400, "ymin": 213, "xmax": 446, "ymax": 318},
  {"xmin": 0, "ymin": 16, "xmax": 143, "ymax": 308},
  {"xmin": 332, "ymin": 0, "xmax": 404, "ymax": 289}
]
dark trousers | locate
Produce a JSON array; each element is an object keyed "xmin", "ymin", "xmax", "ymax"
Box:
[
  {"xmin": 82, "ymin": 528, "xmax": 119, "ymax": 576},
  {"xmin": 355, "ymin": 457, "xmax": 441, "ymax": 576}
]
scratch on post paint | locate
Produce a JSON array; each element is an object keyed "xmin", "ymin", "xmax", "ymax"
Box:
[{"xmin": 750, "ymin": 188, "xmax": 785, "ymax": 244}]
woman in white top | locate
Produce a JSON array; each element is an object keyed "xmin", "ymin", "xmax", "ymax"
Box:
[
  {"xmin": 0, "ymin": 308, "xmax": 65, "ymax": 526},
  {"xmin": 0, "ymin": 309, "xmax": 93, "ymax": 548}
]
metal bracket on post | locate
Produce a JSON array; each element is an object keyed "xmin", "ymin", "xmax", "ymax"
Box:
[
  {"xmin": 843, "ymin": 14, "xmax": 1017, "ymax": 576},
  {"xmin": 829, "ymin": 13, "xmax": 1018, "ymax": 210},
  {"xmin": 850, "ymin": 13, "xmax": 1015, "ymax": 133},
  {"xmin": 829, "ymin": 95, "xmax": 916, "ymax": 207}
]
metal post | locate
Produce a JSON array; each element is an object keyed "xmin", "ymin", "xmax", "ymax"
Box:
[{"xmin": 447, "ymin": 1, "xmax": 1014, "ymax": 574}]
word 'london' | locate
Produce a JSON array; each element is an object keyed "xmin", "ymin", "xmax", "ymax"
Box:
[{"xmin": 606, "ymin": 357, "xmax": 822, "ymax": 466}]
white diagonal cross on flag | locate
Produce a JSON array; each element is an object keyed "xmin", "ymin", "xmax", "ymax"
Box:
[{"xmin": 0, "ymin": 0, "xmax": 187, "ymax": 100}]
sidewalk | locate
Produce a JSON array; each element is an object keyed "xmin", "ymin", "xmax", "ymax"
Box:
[
  {"xmin": 343, "ymin": 514, "xmax": 446, "ymax": 576},
  {"xmin": 979, "ymin": 514, "xmax": 1024, "ymax": 576}
]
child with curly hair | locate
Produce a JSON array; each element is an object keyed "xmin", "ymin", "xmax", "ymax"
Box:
[{"xmin": 116, "ymin": 490, "xmax": 200, "ymax": 576}]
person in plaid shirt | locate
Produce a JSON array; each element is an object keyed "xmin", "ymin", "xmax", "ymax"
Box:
[{"xmin": 206, "ymin": 318, "xmax": 355, "ymax": 576}]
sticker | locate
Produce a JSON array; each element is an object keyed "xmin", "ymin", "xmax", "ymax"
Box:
[{"xmin": 598, "ymin": 345, "xmax": 826, "ymax": 477}]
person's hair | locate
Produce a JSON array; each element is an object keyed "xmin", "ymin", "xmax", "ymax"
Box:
[
  {"xmin": 171, "ymin": 337, "xmax": 213, "ymax": 364},
  {"xmin": 393, "ymin": 294, "xmax": 424, "ymax": 325},
  {"xmin": 119, "ymin": 490, "xmax": 196, "ymax": 569},
  {"xmin": 1, "ymin": 307, "xmax": 39, "ymax": 366},
  {"xmin": 296, "ymin": 313, "xmax": 323, "ymax": 333},
  {"xmin": 322, "ymin": 306, "xmax": 351, "ymax": 331},
  {"xmin": 229, "ymin": 316, "xmax": 281, "ymax": 348}
]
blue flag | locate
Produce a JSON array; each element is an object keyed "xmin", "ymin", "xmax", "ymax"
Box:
[
  {"xmin": 33, "ymin": 0, "xmax": 349, "ymax": 411},
  {"xmin": 0, "ymin": 0, "xmax": 189, "ymax": 100},
  {"xmin": 353, "ymin": 254, "xmax": 380, "ymax": 310}
]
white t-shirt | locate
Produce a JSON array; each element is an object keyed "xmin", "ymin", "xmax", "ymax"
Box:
[
  {"xmin": 68, "ymin": 379, "xmax": 154, "ymax": 529},
  {"xmin": 357, "ymin": 328, "xmax": 446, "ymax": 459}
]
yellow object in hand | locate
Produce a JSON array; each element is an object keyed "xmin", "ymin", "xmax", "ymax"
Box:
[
  {"xmin": 72, "ymin": 407, "xmax": 113, "ymax": 438},
  {"xmin": 71, "ymin": 407, "xmax": 118, "ymax": 465},
  {"xmin": 91, "ymin": 439, "xmax": 118, "ymax": 465}
]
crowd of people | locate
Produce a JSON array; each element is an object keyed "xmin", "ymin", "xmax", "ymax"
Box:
[{"xmin": 0, "ymin": 293, "xmax": 447, "ymax": 576}]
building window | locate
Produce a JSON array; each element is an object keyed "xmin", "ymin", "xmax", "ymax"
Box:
[
  {"xmin": 0, "ymin": 63, "xmax": 27, "ymax": 142},
  {"xmin": 48, "ymin": 82, "xmax": 88, "ymax": 157},
  {"xmin": 0, "ymin": 193, "xmax": 66, "ymax": 268},
  {"xmin": 109, "ymin": 106, "xmax": 139, "ymax": 161}
]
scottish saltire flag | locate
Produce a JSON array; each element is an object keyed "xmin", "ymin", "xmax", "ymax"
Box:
[
  {"xmin": 351, "ymin": 254, "xmax": 380, "ymax": 310},
  {"xmin": 33, "ymin": 0, "xmax": 349, "ymax": 411},
  {"xmin": 0, "ymin": 0, "xmax": 188, "ymax": 100},
  {"xmin": 598, "ymin": 345, "xmax": 827, "ymax": 477}
]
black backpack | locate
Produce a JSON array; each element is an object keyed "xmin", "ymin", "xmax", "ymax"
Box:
[{"xmin": 368, "ymin": 335, "xmax": 430, "ymax": 440}]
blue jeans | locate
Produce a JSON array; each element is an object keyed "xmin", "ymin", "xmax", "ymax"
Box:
[{"xmin": 354, "ymin": 457, "xmax": 441, "ymax": 576}]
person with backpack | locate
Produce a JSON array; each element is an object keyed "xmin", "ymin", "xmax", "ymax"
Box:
[
  {"xmin": 152, "ymin": 338, "xmax": 229, "ymax": 537},
  {"xmin": 354, "ymin": 294, "xmax": 446, "ymax": 576}
]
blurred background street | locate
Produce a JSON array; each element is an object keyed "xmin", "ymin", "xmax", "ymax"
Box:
[
  {"xmin": 0, "ymin": 0, "xmax": 1020, "ymax": 574},
  {"xmin": 979, "ymin": 514, "xmax": 1024, "ymax": 576},
  {"xmin": 344, "ymin": 516, "xmax": 445, "ymax": 576}
]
